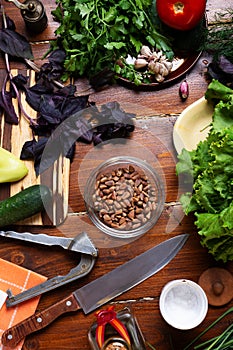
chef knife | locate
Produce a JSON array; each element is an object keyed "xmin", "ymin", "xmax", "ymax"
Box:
[{"xmin": 2, "ymin": 234, "xmax": 189, "ymax": 348}]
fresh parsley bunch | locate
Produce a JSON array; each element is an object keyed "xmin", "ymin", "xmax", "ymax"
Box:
[
  {"xmin": 176, "ymin": 80, "xmax": 233, "ymax": 262},
  {"xmin": 51, "ymin": 0, "xmax": 173, "ymax": 81}
]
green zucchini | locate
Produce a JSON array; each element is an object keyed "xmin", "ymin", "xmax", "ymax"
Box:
[{"xmin": 0, "ymin": 185, "xmax": 52, "ymax": 227}]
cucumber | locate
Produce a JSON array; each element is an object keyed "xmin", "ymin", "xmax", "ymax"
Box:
[{"xmin": 0, "ymin": 185, "xmax": 52, "ymax": 227}]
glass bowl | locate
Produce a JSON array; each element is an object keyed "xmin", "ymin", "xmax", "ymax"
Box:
[{"xmin": 84, "ymin": 156, "xmax": 165, "ymax": 238}]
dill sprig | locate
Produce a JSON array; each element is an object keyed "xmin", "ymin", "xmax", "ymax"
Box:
[{"xmin": 201, "ymin": 9, "xmax": 233, "ymax": 63}]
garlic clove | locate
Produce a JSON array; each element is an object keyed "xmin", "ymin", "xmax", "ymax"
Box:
[
  {"xmin": 156, "ymin": 51, "xmax": 163, "ymax": 59},
  {"xmin": 163, "ymin": 61, "xmax": 173, "ymax": 72},
  {"xmin": 151, "ymin": 51, "xmax": 159, "ymax": 60},
  {"xmin": 140, "ymin": 45, "xmax": 152, "ymax": 57},
  {"xmin": 161, "ymin": 66, "xmax": 169, "ymax": 77},
  {"xmin": 148, "ymin": 61, "xmax": 160, "ymax": 74},
  {"xmin": 157, "ymin": 62, "xmax": 164, "ymax": 73},
  {"xmin": 155, "ymin": 73, "xmax": 165, "ymax": 82},
  {"xmin": 137, "ymin": 54, "xmax": 149, "ymax": 60},
  {"xmin": 125, "ymin": 54, "xmax": 136, "ymax": 65},
  {"xmin": 134, "ymin": 58, "xmax": 148, "ymax": 69}
]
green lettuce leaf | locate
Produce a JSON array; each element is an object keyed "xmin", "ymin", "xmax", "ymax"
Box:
[
  {"xmin": 205, "ymin": 79, "xmax": 233, "ymax": 104},
  {"xmin": 176, "ymin": 80, "xmax": 233, "ymax": 262}
]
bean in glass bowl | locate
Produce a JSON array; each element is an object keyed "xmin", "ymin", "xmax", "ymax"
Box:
[{"xmin": 84, "ymin": 156, "xmax": 165, "ymax": 238}]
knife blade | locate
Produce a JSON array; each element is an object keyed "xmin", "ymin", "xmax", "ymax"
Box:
[{"xmin": 1, "ymin": 234, "xmax": 188, "ymax": 348}]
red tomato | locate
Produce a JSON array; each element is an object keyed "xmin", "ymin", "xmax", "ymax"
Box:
[{"xmin": 156, "ymin": 0, "xmax": 206, "ymax": 31}]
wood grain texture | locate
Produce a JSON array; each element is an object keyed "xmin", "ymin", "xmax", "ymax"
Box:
[{"xmin": 0, "ymin": 0, "xmax": 232, "ymax": 349}]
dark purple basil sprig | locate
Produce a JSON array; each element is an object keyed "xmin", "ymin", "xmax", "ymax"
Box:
[
  {"xmin": 24, "ymin": 83, "xmax": 89, "ymax": 134},
  {"xmin": 0, "ymin": 11, "xmax": 36, "ymax": 125},
  {"xmin": 89, "ymin": 102, "xmax": 135, "ymax": 145},
  {"xmin": 20, "ymin": 77, "xmax": 91, "ymax": 174},
  {"xmin": 20, "ymin": 59, "xmax": 134, "ymax": 175},
  {"xmin": 20, "ymin": 98, "xmax": 135, "ymax": 175},
  {"xmin": 35, "ymin": 49, "xmax": 66, "ymax": 83}
]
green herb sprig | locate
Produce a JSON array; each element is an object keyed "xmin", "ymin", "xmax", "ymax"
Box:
[
  {"xmin": 201, "ymin": 9, "xmax": 233, "ymax": 63},
  {"xmin": 51, "ymin": 0, "xmax": 173, "ymax": 81},
  {"xmin": 184, "ymin": 307, "xmax": 233, "ymax": 350}
]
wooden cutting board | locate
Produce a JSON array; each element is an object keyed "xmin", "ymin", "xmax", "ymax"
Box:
[{"xmin": 0, "ymin": 69, "xmax": 70, "ymax": 226}]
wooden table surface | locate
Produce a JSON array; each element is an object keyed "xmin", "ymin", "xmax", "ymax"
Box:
[{"xmin": 0, "ymin": 0, "xmax": 233, "ymax": 349}]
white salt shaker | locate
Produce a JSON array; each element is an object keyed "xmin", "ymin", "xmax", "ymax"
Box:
[{"xmin": 159, "ymin": 279, "xmax": 208, "ymax": 330}]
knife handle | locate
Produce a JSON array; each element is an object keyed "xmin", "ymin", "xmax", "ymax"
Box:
[{"xmin": 1, "ymin": 294, "xmax": 81, "ymax": 348}]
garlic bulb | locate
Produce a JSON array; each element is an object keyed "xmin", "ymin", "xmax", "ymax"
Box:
[{"xmin": 134, "ymin": 45, "xmax": 173, "ymax": 83}]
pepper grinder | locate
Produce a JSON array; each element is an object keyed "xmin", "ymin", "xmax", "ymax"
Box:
[{"xmin": 5, "ymin": 0, "xmax": 48, "ymax": 34}]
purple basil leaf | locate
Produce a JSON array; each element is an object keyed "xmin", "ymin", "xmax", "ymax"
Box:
[
  {"xmin": 37, "ymin": 134, "xmax": 68, "ymax": 174},
  {"xmin": 89, "ymin": 102, "xmax": 135, "ymax": 144},
  {"xmin": 20, "ymin": 139, "xmax": 37, "ymax": 159},
  {"xmin": 25, "ymin": 89, "xmax": 42, "ymax": 111},
  {"xmin": 38, "ymin": 112, "xmax": 91, "ymax": 174},
  {"xmin": 92, "ymin": 132, "xmax": 103, "ymax": 145},
  {"xmin": 4, "ymin": 15, "xmax": 16, "ymax": 31},
  {"xmin": 56, "ymin": 84, "xmax": 76, "ymax": 97},
  {"xmin": 89, "ymin": 67, "xmax": 115, "ymax": 90},
  {"xmin": 30, "ymin": 120, "xmax": 54, "ymax": 136},
  {"xmin": 0, "ymin": 29, "xmax": 33, "ymax": 59},
  {"xmin": 65, "ymin": 143, "xmax": 76, "ymax": 161},
  {"xmin": 0, "ymin": 90, "xmax": 18, "ymax": 124},
  {"xmin": 36, "ymin": 50, "xmax": 66, "ymax": 83},
  {"xmin": 75, "ymin": 119, "xmax": 93, "ymax": 143},
  {"xmin": 218, "ymin": 55, "xmax": 233, "ymax": 75},
  {"xmin": 21, "ymin": 138, "xmax": 48, "ymax": 176},
  {"xmin": 208, "ymin": 58, "xmax": 233, "ymax": 89},
  {"xmin": 12, "ymin": 74, "xmax": 28, "ymax": 91},
  {"xmin": 25, "ymin": 83, "xmax": 53, "ymax": 111},
  {"xmin": 61, "ymin": 95, "xmax": 89, "ymax": 118},
  {"xmin": 61, "ymin": 116, "xmax": 93, "ymax": 145},
  {"xmin": 28, "ymin": 83, "xmax": 53, "ymax": 95},
  {"xmin": 34, "ymin": 157, "xmax": 42, "ymax": 176},
  {"xmin": 39, "ymin": 96, "xmax": 63, "ymax": 125},
  {"xmin": 47, "ymin": 49, "xmax": 66, "ymax": 64},
  {"xmin": 101, "ymin": 101, "xmax": 135, "ymax": 123},
  {"xmin": 26, "ymin": 82, "xmax": 89, "ymax": 129},
  {"xmin": 36, "ymin": 61, "xmax": 64, "ymax": 82},
  {"xmin": 21, "ymin": 137, "xmax": 48, "ymax": 158}
]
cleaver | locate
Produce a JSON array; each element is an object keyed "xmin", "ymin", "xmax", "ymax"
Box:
[{"xmin": 2, "ymin": 234, "xmax": 189, "ymax": 348}]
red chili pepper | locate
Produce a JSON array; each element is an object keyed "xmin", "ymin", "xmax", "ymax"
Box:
[{"xmin": 95, "ymin": 306, "xmax": 131, "ymax": 349}]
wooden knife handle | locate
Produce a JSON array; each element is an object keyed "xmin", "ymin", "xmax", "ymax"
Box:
[{"xmin": 1, "ymin": 294, "xmax": 81, "ymax": 348}]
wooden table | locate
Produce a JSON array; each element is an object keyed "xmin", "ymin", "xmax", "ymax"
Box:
[{"xmin": 0, "ymin": 0, "xmax": 233, "ymax": 349}]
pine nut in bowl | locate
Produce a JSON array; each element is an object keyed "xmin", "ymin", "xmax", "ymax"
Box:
[{"xmin": 84, "ymin": 156, "xmax": 165, "ymax": 239}]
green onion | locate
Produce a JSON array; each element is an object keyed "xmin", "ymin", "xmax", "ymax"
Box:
[{"xmin": 183, "ymin": 307, "xmax": 233, "ymax": 350}]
